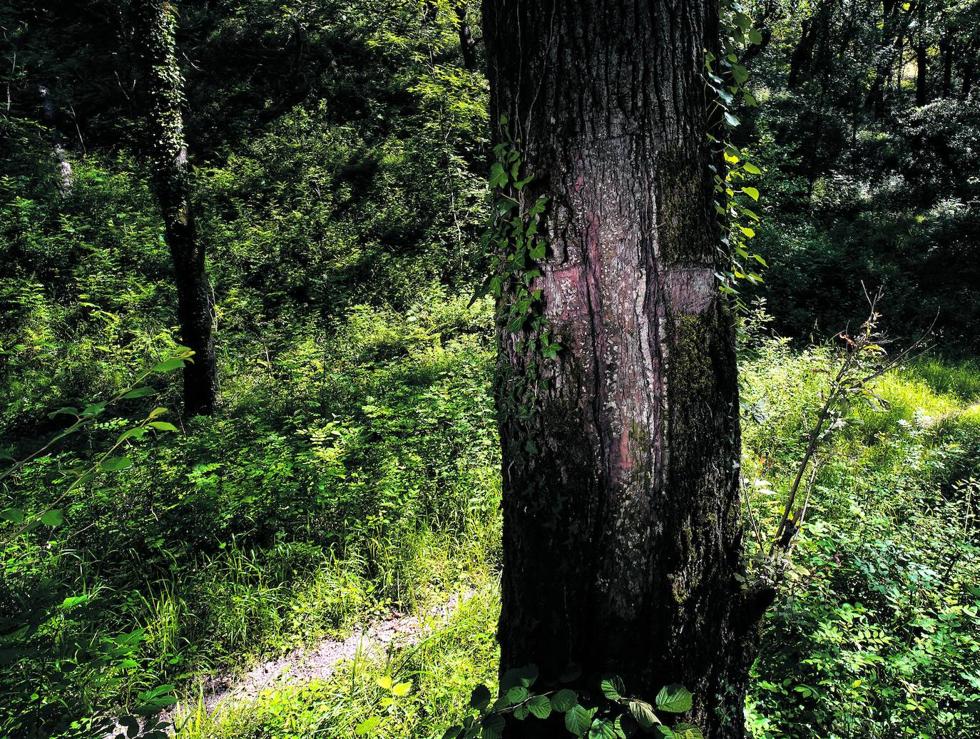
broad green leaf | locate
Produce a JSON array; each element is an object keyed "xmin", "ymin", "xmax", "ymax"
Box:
[
  {"xmin": 122, "ymin": 387, "xmax": 156, "ymax": 399},
  {"xmin": 655, "ymin": 684, "xmax": 693, "ymax": 714},
  {"xmin": 600, "ymin": 675, "xmax": 625, "ymax": 700},
  {"xmin": 723, "ymin": 112, "xmax": 740, "ymax": 128},
  {"xmin": 470, "ymin": 684, "xmax": 492, "ymax": 711},
  {"xmin": 588, "ymin": 718, "xmax": 623, "ymax": 739},
  {"xmin": 149, "ymin": 421, "xmax": 179, "ymax": 432},
  {"xmin": 391, "ymin": 681, "xmax": 412, "ymax": 697},
  {"xmin": 60, "ymin": 594, "xmax": 90, "ymax": 609},
  {"xmin": 40, "ymin": 509, "xmax": 64, "ymax": 527},
  {"xmin": 564, "ymin": 705, "xmax": 595, "ymax": 736},
  {"xmin": 152, "ymin": 358, "xmax": 185, "ymax": 373},
  {"xmin": 1, "ymin": 508, "xmax": 25, "ymax": 524},
  {"xmin": 376, "ymin": 675, "xmax": 393, "ymax": 690},
  {"xmin": 505, "ymin": 686, "xmax": 529, "ymax": 705},
  {"xmin": 355, "ymin": 717, "xmax": 381, "ymax": 735},
  {"xmin": 100, "ymin": 456, "xmax": 133, "ymax": 472},
  {"xmin": 481, "ymin": 712, "xmax": 505, "ymax": 738},
  {"xmin": 501, "ymin": 664, "xmax": 538, "ymax": 690},
  {"xmin": 527, "ymin": 694, "xmax": 552, "ymax": 719},
  {"xmin": 742, "ymin": 162, "xmax": 762, "ymax": 175},
  {"xmin": 628, "ymin": 699, "xmax": 660, "ymax": 729},
  {"xmin": 742, "ymin": 187, "xmax": 760, "ymax": 201},
  {"xmin": 551, "ymin": 688, "xmax": 578, "ymax": 712}
]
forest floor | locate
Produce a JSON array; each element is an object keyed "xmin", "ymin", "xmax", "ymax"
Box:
[{"xmin": 110, "ymin": 591, "xmax": 475, "ymax": 737}]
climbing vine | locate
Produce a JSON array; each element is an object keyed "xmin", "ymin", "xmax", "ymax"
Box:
[
  {"xmin": 706, "ymin": 0, "xmax": 767, "ymax": 303},
  {"xmin": 479, "ymin": 116, "xmax": 561, "ymax": 362}
]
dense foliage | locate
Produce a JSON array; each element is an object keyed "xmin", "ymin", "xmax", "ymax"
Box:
[{"xmin": 1, "ymin": 1, "xmax": 978, "ymax": 737}]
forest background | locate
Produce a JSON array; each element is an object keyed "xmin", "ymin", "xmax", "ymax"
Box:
[{"xmin": 1, "ymin": 1, "xmax": 979, "ymax": 737}]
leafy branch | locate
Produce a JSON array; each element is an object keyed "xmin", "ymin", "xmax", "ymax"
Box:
[{"xmin": 0, "ymin": 348, "xmax": 194, "ymax": 545}]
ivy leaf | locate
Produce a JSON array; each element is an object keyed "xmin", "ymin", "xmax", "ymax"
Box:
[
  {"xmin": 742, "ymin": 162, "xmax": 762, "ymax": 175},
  {"xmin": 742, "ymin": 186, "xmax": 760, "ymax": 201},
  {"xmin": 564, "ymin": 705, "xmax": 596, "ymax": 736},
  {"xmin": 551, "ymin": 688, "xmax": 578, "ymax": 712},
  {"xmin": 655, "ymin": 684, "xmax": 693, "ymax": 714}
]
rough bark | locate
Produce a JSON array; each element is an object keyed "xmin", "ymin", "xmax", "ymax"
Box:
[
  {"xmin": 134, "ymin": 0, "xmax": 216, "ymax": 416},
  {"xmin": 483, "ymin": 2, "xmax": 752, "ymax": 737},
  {"xmin": 914, "ymin": 3, "xmax": 928, "ymax": 106}
]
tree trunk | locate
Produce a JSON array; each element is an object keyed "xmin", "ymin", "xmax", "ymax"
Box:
[
  {"xmin": 940, "ymin": 33, "xmax": 952, "ymax": 97},
  {"xmin": 788, "ymin": 17, "xmax": 815, "ymax": 87},
  {"xmin": 135, "ymin": 0, "xmax": 216, "ymax": 416},
  {"xmin": 483, "ymin": 2, "xmax": 754, "ymax": 737},
  {"xmin": 37, "ymin": 84, "xmax": 73, "ymax": 195},
  {"xmin": 915, "ymin": 41, "xmax": 928, "ymax": 105},
  {"xmin": 455, "ymin": 2, "xmax": 477, "ymax": 71}
]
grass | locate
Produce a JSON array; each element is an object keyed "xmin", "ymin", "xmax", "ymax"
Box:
[
  {"xmin": 3, "ymin": 296, "xmax": 978, "ymax": 738},
  {"xmin": 172, "ymin": 582, "xmax": 500, "ymax": 739},
  {"xmin": 159, "ymin": 343, "xmax": 980, "ymax": 739}
]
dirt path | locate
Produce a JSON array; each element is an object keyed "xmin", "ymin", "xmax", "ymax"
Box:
[{"xmin": 107, "ymin": 591, "xmax": 472, "ymax": 737}]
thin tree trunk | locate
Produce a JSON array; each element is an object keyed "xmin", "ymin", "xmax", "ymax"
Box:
[
  {"xmin": 940, "ymin": 33, "xmax": 952, "ymax": 97},
  {"xmin": 915, "ymin": 41, "xmax": 928, "ymax": 105},
  {"xmin": 135, "ymin": 0, "xmax": 216, "ymax": 416},
  {"xmin": 455, "ymin": 2, "xmax": 477, "ymax": 71},
  {"xmin": 37, "ymin": 84, "xmax": 73, "ymax": 195},
  {"xmin": 483, "ymin": 2, "xmax": 758, "ymax": 737},
  {"xmin": 788, "ymin": 17, "xmax": 815, "ymax": 87}
]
